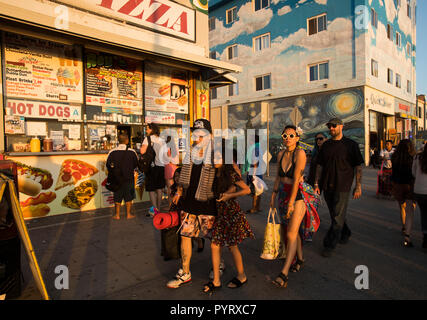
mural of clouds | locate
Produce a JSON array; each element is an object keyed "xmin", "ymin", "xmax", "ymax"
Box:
[
  {"xmin": 209, "ymin": 3, "xmax": 273, "ymax": 47},
  {"xmin": 278, "ymin": 5, "xmax": 292, "ymax": 15}
]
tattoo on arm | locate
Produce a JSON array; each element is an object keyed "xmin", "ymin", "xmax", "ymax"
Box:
[{"xmin": 355, "ymin": 166, "xmax": 362, "ymax": 187}]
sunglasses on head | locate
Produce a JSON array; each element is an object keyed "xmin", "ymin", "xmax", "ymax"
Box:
[
  {"xmin": 327, "ymin": 123, "xmax": 338, "ymax": 129},
  {"xmin": 282, "ymin": 133, "xmax": 297, "ymax": 139}
]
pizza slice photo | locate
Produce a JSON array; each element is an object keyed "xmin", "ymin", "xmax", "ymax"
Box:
[
  {"xmin": 55, "ymin": 159, "xmax": 98, "ymax": 190},
  {"xmin": 62, "ymin": 180, "xmax": 98, "ymax": 210}
]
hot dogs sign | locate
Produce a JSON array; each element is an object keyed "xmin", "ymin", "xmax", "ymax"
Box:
[{"xmin": 6, "ymin": 99, "xmax": 82, "ymax": 120}]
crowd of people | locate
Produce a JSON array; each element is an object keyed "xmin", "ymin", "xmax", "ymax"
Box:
[{"xmin": 105, "ymin": 117, "xmax": 427, "ymax": 294}]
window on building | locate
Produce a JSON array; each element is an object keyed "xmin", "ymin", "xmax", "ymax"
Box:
[
  {"xmin": 407, "ymin": 0, "xmax": 412, "ymax": 18},
  {"xmin": 254, "ymin": 0, "xmax": 270, "ymax": 11},
  {"xmin": 407, "ymin": 80, "xmax": 412, "ymax": 93},
  {"xmin": 209, "ymin": 17, "xmax": 216, "ymax": 31},
  {"xmin": 396, "ymin": 32, "xmax": 401, "ymax": 47},
  {"xmin": 371, "ymin": 9, "xmax": 378, "ymax": 28},
  {"xmin": 371, "ymin": 59, "xmax": 379, "ymax": 77},
  {"xmin": 228, "ymin": 82, "xmax": 239, "ymax": 96},
  {"xmin": 227, "ymin": 45, "xmax": 238, "ymax": 60},
  {"xmin": 407, "ymin": 43, "xmax": 412, "ymax": 56},
  {"xmin": 255, "ymin": 74, "xmax": 271, "ymax": 91},
  {"xmin": 419, "ymin": 107, "xmax": 422, "ymax": 118},
  {"xmin": 253, "ymin": 33, "xmax": 270, "ymax": 52},
  {"xmin": 396, "ymin": 0, "xmax": 401, "ymax": 7},
  {"xmin": 387, "ymin": 24, "xmax": 393, "ymax": 40},
  {"xmin": 396, "ymin": 73, "xmax": 401, "ymax": 88},
  {"xmin": 309, "ymin": 62, "xmax": 329, "ymax": 81},
  {"xmin": 226, "ymin": 7, "xmax": 237, "ymax": 24},
  {"xmin": 308, "ymin": 14, "xmax": 327, "ymax": 35},
  {"xmin": 387, "ymin": 68, "xmax": 393, "ymax": 84},
  {"xmin": 209, "ymin": 51, "xmax": 217, "ymax": 59},
  {"xmin": 210, "ymin": 87, "xmax": 217, "ymax": 100}
]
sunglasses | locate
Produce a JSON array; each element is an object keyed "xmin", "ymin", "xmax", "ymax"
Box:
[
  {"xmin": 282, "ymin": 133, "xmax": 297, "ymax": 139},
  {"xmin": 327, "ymin": 123, "xmax": 338, "ymax": 129},
  {"xmin": 315, "ymin": 137, "xmax": 324, "ymax": 141}
]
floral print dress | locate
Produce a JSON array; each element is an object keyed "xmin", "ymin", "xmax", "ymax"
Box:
[{"xmin": 211, "ymin": 171, "xmax": 255, "ymax": 247}]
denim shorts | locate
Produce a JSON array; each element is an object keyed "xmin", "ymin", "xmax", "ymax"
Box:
[{"xmin": 114, "ymin": 182, "xmax": 136, "ymax": 203}]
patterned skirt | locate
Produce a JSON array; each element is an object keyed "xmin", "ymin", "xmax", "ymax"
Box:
[{"xmin": 211, "ymin": 200, "xmax": 255, "ymax": 247}]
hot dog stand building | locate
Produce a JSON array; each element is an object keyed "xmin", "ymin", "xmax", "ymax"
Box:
[{"xmin": 0, "ymin": 0, "xmax": 241, "ymax": 219}]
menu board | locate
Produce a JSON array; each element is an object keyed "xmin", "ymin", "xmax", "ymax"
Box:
[
  {"xmin": 4, "ymin": 32, "xmax": 83, "ymax": 103},
  {"xmin": 85, "ymin": 51, "xmax": 143, "ymax": 115},
  {"xmin": 145, "ymin": 63, "xmax": 188, "ymax": 114}
]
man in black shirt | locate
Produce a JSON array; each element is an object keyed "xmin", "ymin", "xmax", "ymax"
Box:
[
  {"xmin": 107, "ymin": 134, "xmax": 140, "ymax": 220},
  {"xmin": 314, "ymin": 118, "xmax": 364, "ymax": 257}
]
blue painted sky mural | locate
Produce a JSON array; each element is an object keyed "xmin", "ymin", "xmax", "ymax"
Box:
[{"xmin": 209, "ymin": 0, "xmax": 417, "ymax": 103}]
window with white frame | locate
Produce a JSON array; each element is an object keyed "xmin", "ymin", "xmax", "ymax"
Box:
[
  {"xmin": 308, "ymin": 14, "xmax": 327, "ymax": 35},
  {"xmin": 227, "ymin": 45, "xmax": 238, "ymax": 60},
  {"xmin": 226, "ymin": 7, "xmax": 237, "ymax": 24},
  {"xmin": 396, "ymin": 32, "xmax": 401, "ymax": 47},
  {"xmin": 387, "ymin": 68, "xmax": 393, "ymax": 84},
  {"xmin": 228, "ymin": 82, "xmax": 239, "ymax": 96},
  {"xmin": 407, "ymin": 43, "xmax": 412, "ymax": 56},
  {"xmin": 371, "ymin": 8, "xmax": 378, "ymax": 28},
  {"xmin": 253, "ymin": 33, "xmax": 270, "ymax": 52},
  {"xmin": 254, "ymin": 0, "xmax": 269, "ymax": 11},
  {"xmin": 387, "ymin": 24, "xmax": 393, "ymax": 40},
  {"xmin": 209, "ymin": 17, "xmax": 216, "ymax": 31},
  {"xmin": 210, "ymin": 87, "xmax": 217, "ymax": 100},
  {"xmin": 255, "ymin": 74, "xmax": 271, "ymax": 91},
  {"xmin": 407, "ymin": 80, "xmax": 412, "ymax": 93},
  {"xmin": 396, "ymin": 73, "xmax": 401, "ymax": 88},
  {"xmin": 371, "ymin": 59, "xmax": 378, "ymax": 77},
  {"xmin": 309, "ymin": 62, "xmax": 329, "ymax": 81}
]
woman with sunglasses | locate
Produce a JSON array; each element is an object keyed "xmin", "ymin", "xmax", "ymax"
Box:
[{"xmin": 270, "ymin": 125, "xmax": 320, "ymax": 288}]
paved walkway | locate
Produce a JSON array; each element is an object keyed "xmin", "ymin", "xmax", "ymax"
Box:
[{"xmin": 16, "ymin": 166, "xmax": 427, "ymax": 300}]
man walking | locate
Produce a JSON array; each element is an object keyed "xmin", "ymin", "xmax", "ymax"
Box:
[
  {"xmin": 107, "ymin": 134, "xmax": 140, "ymax": 220},
  {"xmin": 314, "ymin": 118, "xmax": 364, "ymax": 257}
]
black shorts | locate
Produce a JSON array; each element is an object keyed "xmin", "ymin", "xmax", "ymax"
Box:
[
  {"xmin": 114, "ymin": 182, "xmax": 136, "ymax": 203},
  {"xmin": 145, "ymin": 165, "xmax": 166, "ymax": 191}
]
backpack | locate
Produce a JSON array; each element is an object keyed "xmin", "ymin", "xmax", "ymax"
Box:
[
  {"xmin": 105, "ymin": 148, "xmax": 128, "ymax": 192},
  {"xmin": 139, "ymin": 136, "xmax": 156, "ymax": 174}
]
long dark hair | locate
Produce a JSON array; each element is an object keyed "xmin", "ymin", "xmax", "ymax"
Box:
[
  {"xmin": 419, "ymin": 143, "xmax": 427, "ymax": 174},
  {"xmin": 147, "ymin": 123, "xmax": 160, "ymax": 136},
  {"xmin": 214, "ymin": 139, "xmax": 235, "ymax": 195},
  {"xmin": 311, "ymin": 132, "xmax": 327, "ymax": 159},
  {"xmin": 392, "ymin": 139, "xmax": 415, "ymax": 169}
]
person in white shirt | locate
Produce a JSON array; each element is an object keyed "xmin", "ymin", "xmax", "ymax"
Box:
[
  {"xmin": 380, "ymin": 140, "xmax": 395, "ymax": 169},
  {"xmin": 412, "ymin": 143, "xmax": 427, "ymax": 250},
  {"xmin": 140, "ymin": 123, "xmax": 167, "ymax": 211}
]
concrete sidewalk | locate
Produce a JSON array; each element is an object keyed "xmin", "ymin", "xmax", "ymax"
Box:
[{"xmin": 15, "ymin": 166, "xmax": 427, "ymax": 300}]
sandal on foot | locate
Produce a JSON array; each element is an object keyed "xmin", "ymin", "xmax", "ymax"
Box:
[
  {"xmin": 227, "ymin": 277, "xmax": 248, "ymax": 289},
  {"xmin": 203, "ymin": 281, "xmax": 222, "ymax": 294},
  {"xmin": 272, "ymin": 273, "xmax": 288, "ymax": 288},
  {"xmin": 290, "ymin": 259, "xmax": 304, "ymax": 273}
]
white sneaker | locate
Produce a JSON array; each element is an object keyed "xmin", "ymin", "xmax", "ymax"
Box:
[
  {"xmin": 166, "ymin": 268, "xmax": 192, "ymax": 288},
  {"xmin": 209, "ymin": 260, "xmax": 226, "ymax": 280}
]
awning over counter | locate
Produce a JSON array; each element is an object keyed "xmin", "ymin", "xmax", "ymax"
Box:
[
  {"xmin": 204, "ymin": 69, "xmax": 238, "ymax": 89},
  {"xmin": 0, "ymin": 0, "xmax": 242, "ymax": 74}
]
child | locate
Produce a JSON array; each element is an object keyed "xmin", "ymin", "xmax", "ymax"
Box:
[{"xmin": 203, "ymin": 142, "xmax": 254, "ymax": 294}]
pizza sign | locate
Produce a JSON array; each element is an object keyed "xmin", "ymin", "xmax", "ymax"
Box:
[
  {"xmin": 7, "ymin": 99, "xmax": 82, "ymax": 120},
  {"xmin": 56, "ymin": 0, "xmax": 196, "ymax": 41}
]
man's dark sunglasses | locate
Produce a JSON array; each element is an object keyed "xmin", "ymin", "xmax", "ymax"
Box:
[{"xmin": 327, "ymin": 123, "xmax": 338, "ymax": 129}]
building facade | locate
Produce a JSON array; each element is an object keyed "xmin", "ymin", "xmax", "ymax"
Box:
[{"xmin": 209, "ymin": 0, "xmax": 417, "ymax": 164}]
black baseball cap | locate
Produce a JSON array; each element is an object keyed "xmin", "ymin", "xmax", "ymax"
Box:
[
  {"xmin": 192, "ymin": 118, "xmax": 212, "ymax": 134},
  {"xmin": 326, "ymin": 118, "xmax": 343, "ymax": 126}
]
